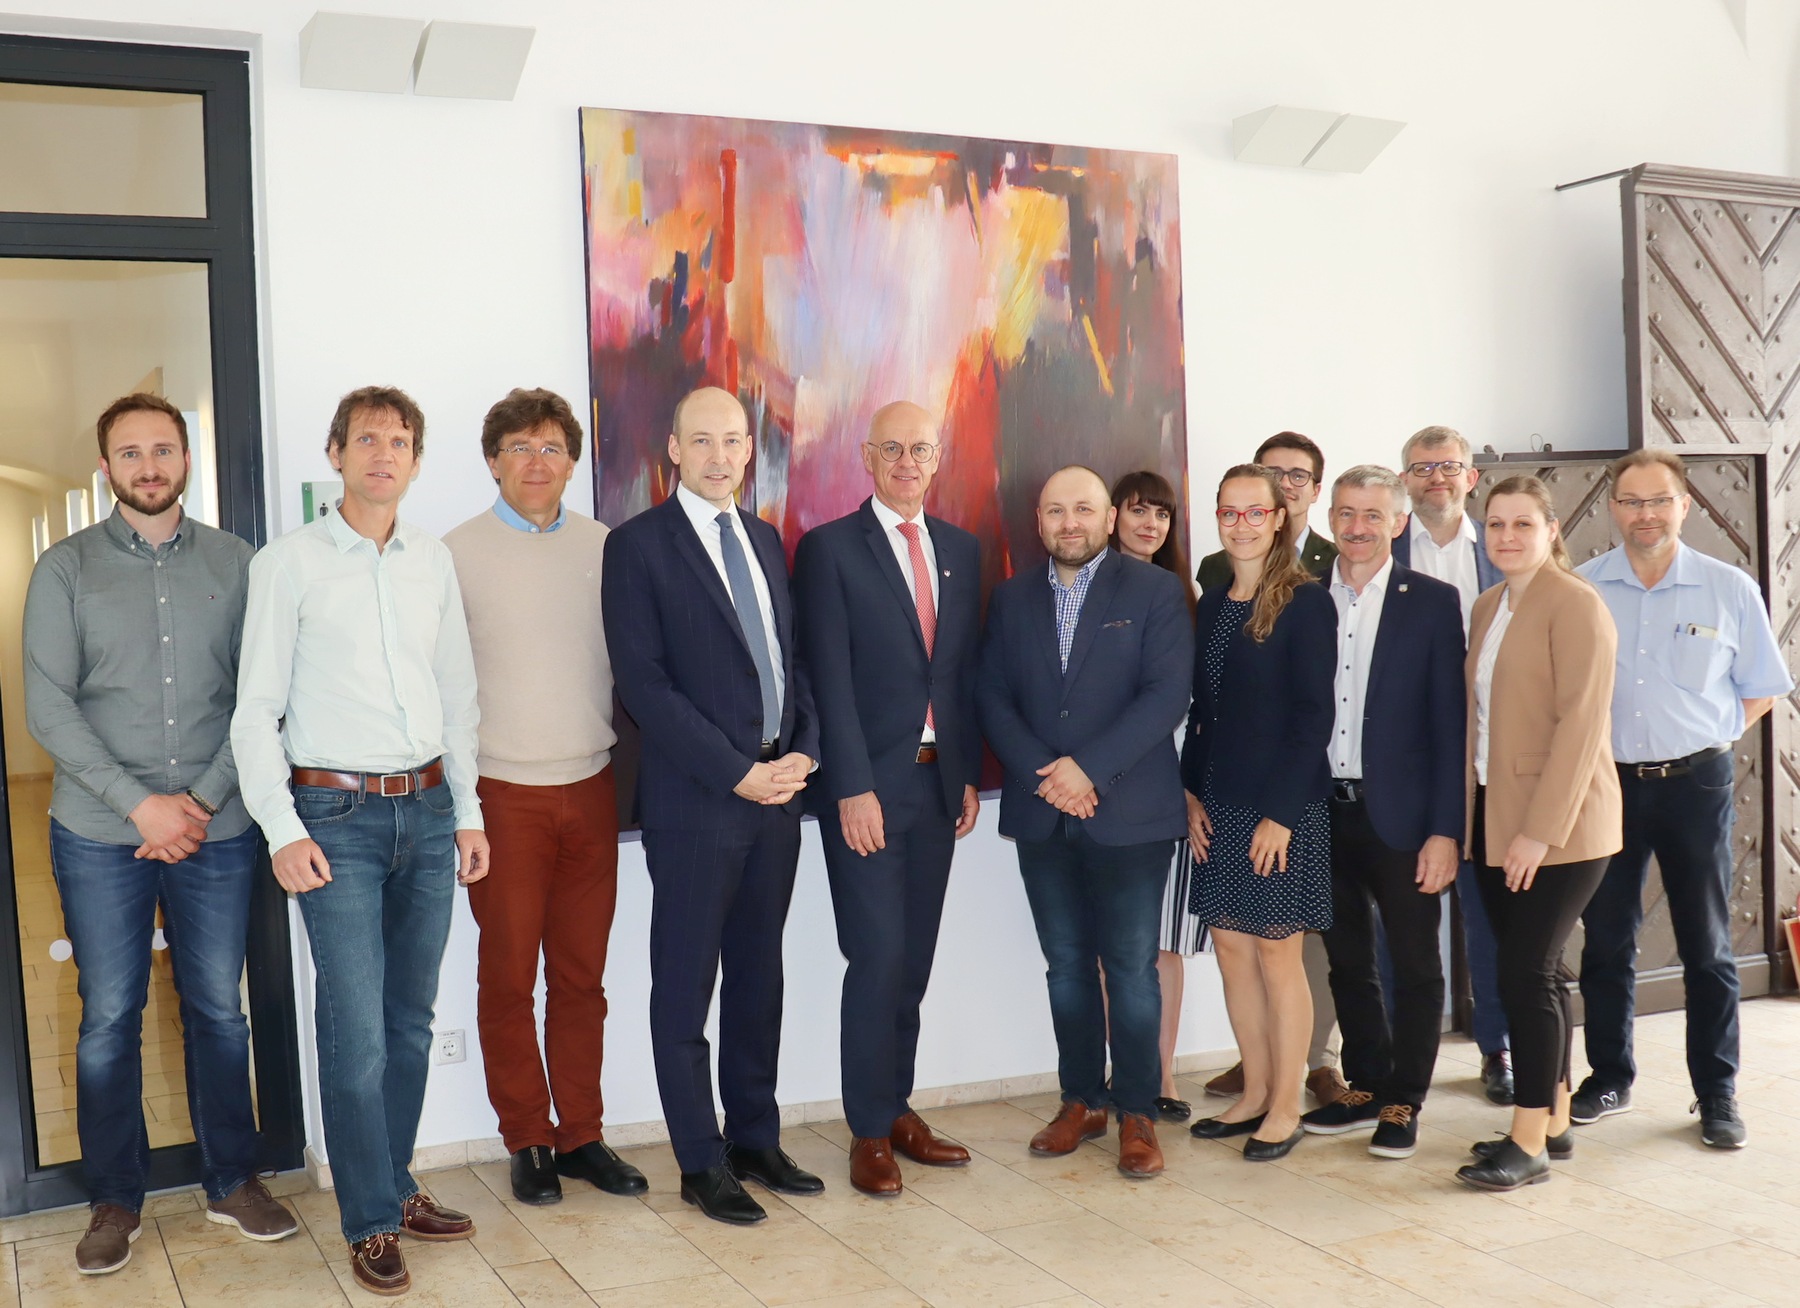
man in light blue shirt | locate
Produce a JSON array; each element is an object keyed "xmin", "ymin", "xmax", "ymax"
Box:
[{"xmin": 1573, "ymin": 448, "xmax": 1792, "ymax": 1150}]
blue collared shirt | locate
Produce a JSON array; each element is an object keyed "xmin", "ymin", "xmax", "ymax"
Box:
[
  {"xmin": 1048, "ymin": 550, "xmax": 1107, "ymax": 672},
  {"xmin": 1577, "ymin": 543, "xmax": 1793, "ymax": 763},
  {"xmin": 492, "ymin": 496, "xmax": 565, "ymax": 533}
]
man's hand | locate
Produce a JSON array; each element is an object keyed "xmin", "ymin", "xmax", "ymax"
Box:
[
  {"xmin": 1035, "ymin": 756, "xmax": 1096, "ymax": 815},
  {"xmin": 129, "ymin": 793, "xmax": 209, "ymax": 863},
  {"xmin": 1415, "ymin": 835, "xmax": 1459, "ymax": 894},
  {"xmin": 735, "ymin": 758, "xmax": 806, "ymax": 805},
  {"xmin": 272, "ymin": 837, "xmax": 331, "ymax": 893},
  {"xmin": 954, "ymin": 785, "xmax": 980, "ymax": 838},
  {"xmin": 1501, "ymin": 834, "xmax": 1550, "ymax": 892},
  {"xmin": 1186, "ymin": 793, "xmax": 1212, "ymax": 862},
  {"xmin": 1248, "ymin": 817, "xmax": 1292, "ymax": 877},
  {"xmin": 456, "ymin": 829, "xmax": 490, "ymax": 885},
  {"xmin": 839, "ymin": 791, "xmax": 886, "ymax": 855}
]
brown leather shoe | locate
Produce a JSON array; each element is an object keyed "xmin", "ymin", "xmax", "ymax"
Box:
[
  {"xmin": 1029, "ymin": 1101, "xmax": 1109, "ymax": 1156},
  {"xmin": 350, "ymin": 1231, "xmax": 409, "ymax": 1296},
  {"xmin": 75, "ymin": 1204, "xmax": 140, "ymax": 1276},
  {"xmin": 849, "ymin": 1137, "xmax": 903, "ymax": 1196},
  {"xmin": 891, "ymin": 1111, "xmax": 970, "ymax": 1166},
  {"xmin": 206, "ymin": 1177, "xmax": 299, "ymax": 1241},
  {"xmin": 1306, "ymin": 1065, "xmax": 1351, "ymax": 1107},
  {"xmin": 399, "ymin": 1191, "xmax": 474, "ymax": 1241},
  {"xmin": 1117, "ymin": 1113, "xmax": 1165, "ymax": 1178},
  {"xmin": 1204, "ymin": 1062, "xmax": 1245, "ymax": 1098}
]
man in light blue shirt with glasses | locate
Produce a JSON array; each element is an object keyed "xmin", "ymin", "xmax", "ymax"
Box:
[{"xmin": 1574, "ymin": 447, "xmax": 1792, "ymax": 1150}]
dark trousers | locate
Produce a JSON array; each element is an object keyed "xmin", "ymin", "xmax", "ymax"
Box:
[
  {"xmin": 820, "ymin": 763, "xmax": 956, "ymax": 1139},
  {"xmin": 1015, "ymin": 819, "xmax": 1167, "ymax": 1119},
  {"xmin": 1472, "ymin": 791, "xmax": 1609, "ymax": 1110},
  {"xmin": 1456, "ymin": 858, "xmax": 1512, "ymax": 1056},
  {"xmin": 1579, "ymin": 751, "xmax": 1740, "ymax": 1097},
  {"xmin": 642, "ymin": 808, "xmax": 802, "ymax": 1173},
  {"xmin": 469, "ymin": 768, "xmax": 619, "ymax": 1154},
  {"xmin": 1322, "ymin": 796, "xmax": 1444, "ymax": 1109}
]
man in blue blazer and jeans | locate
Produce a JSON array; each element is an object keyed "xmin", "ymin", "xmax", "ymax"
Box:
[{"xmin": 979, "ymin": 465, "xmax": 1193, "ymax": 1179}]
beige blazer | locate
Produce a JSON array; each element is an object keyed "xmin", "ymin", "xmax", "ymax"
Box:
[{"xmin": 1464, "ymin": 564, "xmax": 1622, "ymax": 866}]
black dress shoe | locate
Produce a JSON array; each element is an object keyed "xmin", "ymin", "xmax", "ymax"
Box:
[
  {"xmin": 679, "ymin": 1165, "xmax": 766, "ymax": 1225},
  {"xmin": 724, "ymin": 1142, "xmax": 825, "ymax": 1196},
  {"xmin": 1471, "ymin": 1130, "xmax": 1572, "ymax": 1162},
  {"xmin": 1243, "ymin": 1126, "xmax": 1304, "ymax": 1161},
  {"xmin": 1188, "ymin": 1113, "xmax": 1265, "ymax": 1139},
  {"xmin": 1456, "ymin": 1138, "xmax": 1550, "ymax": 1191},
  {"xmin": 556, "ymin": 1140, "xmax": 648, "ymax": 1196},
  {"xmin": 1481, "ymin": 1051, "xmax": 1515, "ymax": 1106},
  {"xmin": 509, "ymin": 1146, "xmax": 563, "ymax": 1205},
  {"xmin": 1154, "ymin": 1097, "xmax": 1192, "ymax": 1122}
]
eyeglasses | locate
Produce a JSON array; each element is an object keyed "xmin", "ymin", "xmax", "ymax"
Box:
[
  {"xmin": 1406, "ymin": 460, "xmax": 1468, "ymax": 477},
  {"xmin": 1613, "ymin": 495, "xmax": 1682, "ymax": 513},
  {"xmin": 1216, "ymin": 507, "xmax": 1276, "ymax": 526},
  {"xmin": 499, "ymin": 443, "xmax": 571, "ymax": 461},
  {"xmin": 1263, "ymin": 466, "xmax": 1315, "ymax": 487},
  {"xmin": 868, "ymin": 440, "xmax": 940, "ymax": 464}
]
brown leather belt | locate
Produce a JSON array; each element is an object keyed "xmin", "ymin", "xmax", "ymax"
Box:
[
  {"xmin": 292, "ymin": 759, "xmax": 444, "ymax": 796},
  {"xmin": 916, "ymin": 744, "xmax": 939, "ymax": 764}
]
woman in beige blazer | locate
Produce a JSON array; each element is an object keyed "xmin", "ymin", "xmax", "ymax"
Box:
[{"xmin": 1455, "ymin": 475, "xmax": 1621, "ymax": 1193}]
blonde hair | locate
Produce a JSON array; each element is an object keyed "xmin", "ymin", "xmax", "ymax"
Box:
[
  {"xmin": 1484, "ymin": 474, "xmax": 1572, "ymax": 571},
  {"xmin": 1219, "ymin": 463, "xmax": 1310, "ymax": 641}
]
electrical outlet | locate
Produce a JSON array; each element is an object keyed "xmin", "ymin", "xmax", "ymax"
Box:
[{"xmin": 433, "ymin": 1029, "xmax": 466, "ymax": 1065}]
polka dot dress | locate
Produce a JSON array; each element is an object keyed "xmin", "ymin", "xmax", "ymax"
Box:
[{"xmin": 1189, "ymin": 596, "xmax": 1332, "ymax": 939}]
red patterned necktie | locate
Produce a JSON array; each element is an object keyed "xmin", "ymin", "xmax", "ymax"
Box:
[{"xmin": 897, "ymin": 521, "xmax": 936, "ymax": 729}]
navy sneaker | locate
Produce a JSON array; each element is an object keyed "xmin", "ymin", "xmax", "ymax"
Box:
[
  {"xmin": 1367, "ymin": 1104, "xmax": 1418, "ymax": 1159},
  {"xmin": 1568, "ymin": 1079, "xmax": 1631, "ymax": 1125},
  {"xmin": 1300, "ymin": 1089, "xmax": 1381, "ymax": 1135},
  {"xmin": 1694, "ymin": 1096, "xmax": 1747, "ymax": 1149}
]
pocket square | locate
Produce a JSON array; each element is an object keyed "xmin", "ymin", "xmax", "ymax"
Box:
[{"xmin": 1102, "ymin": 619, "xmax": 1134, "ymax": 629}]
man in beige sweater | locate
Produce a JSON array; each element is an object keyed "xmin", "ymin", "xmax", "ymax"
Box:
[{"xmin": 444, "ymin": 388, "xmax": 646, "ymax": 1205}]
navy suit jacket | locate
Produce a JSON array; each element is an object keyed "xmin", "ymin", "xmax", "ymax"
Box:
[
  {"xmin": 601, "ymin": 494, "xmax": 819, "ymax": 832},
  {"xmin": 1181, "ymin": 580, "xmax": 1336, "ymax": 830},
  {"xmin": 1392, "ymin": 515, "xmax": 1503, "ymax": 593},
  {"xmin": 979, "ymin": 552, "xmax": 1192, "ymax": 845},
  {"xmin": 794, "ymin": 500, "xmax": 981, "ymax": 817},
  {"xmin": 1351, "ymin": 565, "xmax": 1467, "ymax": 851}
]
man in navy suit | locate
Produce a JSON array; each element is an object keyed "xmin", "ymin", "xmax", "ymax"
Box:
[
  {"xmin": 1392, "ymin": 424, "xmax": 1513, "ymax": 1104},
  {"xmin": 601, "ymin": 386, "xmax": 822, "ymax": 1225},
  {"xmin": 794, "ymin": 401, "xmax": 982, "ymax": 1197},
  {"xmin": 1300, "ymin": 465, "xmax": 1465, "ymax": 1160},
  {"xmin": 979, "ymin": 466, "xmax": 1193, "ymax": 1180}
]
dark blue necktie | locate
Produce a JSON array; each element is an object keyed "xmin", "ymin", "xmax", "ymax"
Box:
[{"xmin": 716, "ymin": 511, "xmax": 782, "ymax": 742}]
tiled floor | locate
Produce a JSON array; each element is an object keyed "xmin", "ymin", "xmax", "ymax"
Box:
[{"xmin": 4, "ymin": 998, "xmax": 1800, "ymax": 1306}]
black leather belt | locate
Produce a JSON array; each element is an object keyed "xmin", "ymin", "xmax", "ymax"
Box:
[
  {"xmin": 292, "ymin": 759, "xmax": 444, "ymax": 795},
  {"xmin": 756, "ymin": 740, "xmax": 779, "ymax": 762},
  {"xmin": 1331, "ymin": 778, "xmax": 1365, "ymax": 804},
  {"xmin": 916, "ymin": 744, "xmax": 939, "ymax": 764},
  {"xmin": 1621, "ymin": 743, "xmax": 1729, "ymax": 781}
]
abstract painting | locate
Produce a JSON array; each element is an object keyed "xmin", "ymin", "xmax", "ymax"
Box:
[{"xmin": 579, "ymin": 106, "xmax": 1186, "ymax": 587}]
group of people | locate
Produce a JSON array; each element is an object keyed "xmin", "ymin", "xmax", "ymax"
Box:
[{"xmin": 21, "ymin": 384, "xmax": 1791, "ymax": 1295}]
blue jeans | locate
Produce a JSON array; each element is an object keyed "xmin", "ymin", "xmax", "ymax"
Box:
[
  {"xmin": 291, "ymin": 784, "xmax": 457, "ymax": 1243},
  {"xmin": 49, "ymin": 820, "xmax": 261, "ymax": 1211},
  {"xmin": 1456, "ymin": 859, "xmax": 1510, "ymax": 1056},
  {"xmin": 1016, "ymin": 820, "xmax": 1168, "ymax": 1119}
]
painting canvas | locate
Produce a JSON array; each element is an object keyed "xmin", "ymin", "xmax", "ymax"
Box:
[{"xmin": 579, "ymin": 106, "xmax": 1187, "ymax": 586}]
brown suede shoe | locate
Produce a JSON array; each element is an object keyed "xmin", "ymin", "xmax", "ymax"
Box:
[
  {"xmin": 1029, "ymin": 1101, "xmax": 1109, "ymax": 1156},
  {"xmin": 399, "ymin": 1191, "xmax": 474, "ymax": 1241},
  {"xmin": 350, "ymin": 1231, "xmax": 409, "ymax": 1297},
  {"xmin": 1306, "ymin": 1065, "xmax": 1352, "ymax": 1108},
  {"xmin": 1204, "ymin": 1062, "xmax": 1244, "ymax": 1098},
  {"xmin": 849, "ymin": 1137, "xmax": 903, "ymax": 1196},
  {"xmin": 1117, "ymin": 1113, "xmax": 1165, "ymax": 1178},
  {"xmin": 206, "ymin": 1177, "xmax": 299, "ymax": 1241},
  {"xmin": 891, "ymin": 1111, "xmax": 970, "ymax": 1166},
  {"xmin": 74, "ymin": 1204, "xmax": 140, "ymax": 1276}
]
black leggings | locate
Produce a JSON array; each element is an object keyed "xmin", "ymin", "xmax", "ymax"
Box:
[{"xmin": 1472, "ymin": 790, "xmax": 1610, "ymax": 1110}]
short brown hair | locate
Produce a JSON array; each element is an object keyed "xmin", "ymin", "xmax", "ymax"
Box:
[
  {"xmin": 1402, "ymin": 424, "xmax": 1471, "ymax": 468},
  {"xmin": 1609, "ymin": 447, "xmax": 1688, "ymax": 491},
  {"xmin": 1255, "ymin": 430, "xmax": 1325, "ymax": 483},
  {"xmin": 326, "ymin": 386, "xmax": 426, "ymax": 458},
  {"xmin": 97, "ymin": 393, "xmax": 187, "ymax": 459},
  {"xmin": 480, "ymin": 388, "xmax": 584, "ymax": 462}
]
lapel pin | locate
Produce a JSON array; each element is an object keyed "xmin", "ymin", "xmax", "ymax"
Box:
[
  {"xmin": 942, "ymin": 569, "xmax": 951, "ymax": 577},
  {"xmin": 1398, "ymin": 583, "xmax": 1408, "ymax": 592}
]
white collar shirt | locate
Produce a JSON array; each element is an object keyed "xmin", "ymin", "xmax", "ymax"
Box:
[
  {"xmin": 674, "ymin": 482, "xmax": 784, "ymax": 714},
  {"xmin": 1408, "ymin": 511, "xmax": 1479, "ymax": 635},
  {"xmin": 869, "ymin": 496, "xmax": 938, "ymax": 741},
  {"xmin": 1329, "ymin": 555, "xmax": 1393, "ymax": 779}
]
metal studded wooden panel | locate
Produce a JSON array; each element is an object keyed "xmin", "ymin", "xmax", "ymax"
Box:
[{"xmin": 1623, "ymin": 164, "xmax": 1799, "ymax": 990}]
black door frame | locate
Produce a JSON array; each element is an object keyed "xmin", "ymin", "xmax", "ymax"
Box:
[{"xmin": 0, "ymin": 32, "xmax": 301, "ymax": 1214}]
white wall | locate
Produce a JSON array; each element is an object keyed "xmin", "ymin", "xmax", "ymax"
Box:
[{"xmin": 4, "ymin": 0, "xmax": 1795, "ymax": 1160}]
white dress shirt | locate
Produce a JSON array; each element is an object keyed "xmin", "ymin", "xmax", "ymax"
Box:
[
  {"xmin": 1472, "ymin": 593, "xmax": 1516, "ymax": 786},
  {"xmin": 232, "ymin": 508, "xmax": 483, "ymax": 854},
  {"xmin": 674, "ymin": 483, "xmax": 784, "ymax": 714},
  {"xmin": 1329, "ymin": 555, "xmax": 1392, "ymax": 779},
  {"xmin": 1408, "ymin": 512, "xmax": 1479, "ymax": 635},
  {"xmin": 869, "ymin": 495, "xmax": 938, "ymax": 743}
]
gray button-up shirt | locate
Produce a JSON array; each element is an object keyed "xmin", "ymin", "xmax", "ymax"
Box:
[{"xmin": 24, "ymin": 507, "xmax": 255, "ymax": 845}]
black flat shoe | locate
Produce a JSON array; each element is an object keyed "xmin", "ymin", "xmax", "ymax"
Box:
[
  {"xmin": 1243, "ymin": 1127, "xmax": 1304, "ymax": 1161},
  {"xmin": 1470, "ymin": 1131, "xmax": 1572, "ymax": 1162},
  {"xmin": 1456, "ymin": 1138, "xmax": 1550, "ymax": 1191},
  {"xmin": 725, "ymin": 1142, "xmax": 825, "ymax": 1196},
  {"xmin": 1189, "ymin": 1113, "xmax": 1266, "ymax": 1139},
  {"xmin": 556, "ymin": 1140, "xmax": 648, "ymax": 1196},
  {"xmin": 680, "ymin": 1164, "xmax": 766, "ymax": 1224},
  {"xmin": 509, "ymin": 1146, "xmax": 562, "ymax": 1205},
  {"xmin": 1154, "ymin": 1097, "xmax": 1192, "ymax": 1122}
]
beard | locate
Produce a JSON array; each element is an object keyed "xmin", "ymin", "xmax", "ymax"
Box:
[
  {"xmin": 110, "ymin": 468, "xmax": 187, "ymax": 516},
  {"xmin": 1048, "ymin": 531, "xmax": 1106, "ymax": 569}
]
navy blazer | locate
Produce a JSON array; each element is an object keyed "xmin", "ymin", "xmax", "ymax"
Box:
[
  {"xmin": 1181, "ymin": 579, "xmax": 1336, "ymax": 830},
  {"xmin": 978, "ymin": 552, "xmax": 1192, "ymax": 846},
  {"xmin": 601, "ymin": 494, "xmax": 819, "ymax": 831},
  {"xmin": 1392, "ymin": 515, "xmax": 1502, "ymax": 593},
  {"xmin": 794, "ymin": 500, "xmax": 981, "ymax": 816},
  {"xmin": 1351, "ymin": 565, "xmax": 1467, "ymax": 851},
  {"xmin": 1198, "ymin": 526, "xmax": 1336, "ymax": 592}
]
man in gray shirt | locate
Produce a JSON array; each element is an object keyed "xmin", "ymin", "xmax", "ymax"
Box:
[{"xmin": 24, "ymin": 393, "xmax": 297, "ymax": 1277}]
